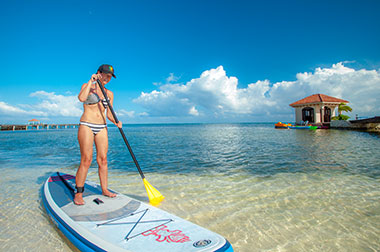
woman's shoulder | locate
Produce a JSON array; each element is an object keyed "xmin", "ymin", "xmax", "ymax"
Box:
[
  {"xmin": 80, "ymin": 82, "xmax": 90, "ymax": 90},
  {"xmin": 106, "ymin": 88, "xmax": 114, "ymax": 97}
]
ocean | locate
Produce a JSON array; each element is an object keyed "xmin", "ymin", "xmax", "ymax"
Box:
[{"xmin": 0, "ymin": 123, "xmax": 379, "ymax": 251}]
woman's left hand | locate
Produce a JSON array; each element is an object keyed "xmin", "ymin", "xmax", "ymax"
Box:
[{"xmin": 116, "ymin": 121, "xmax": 123, "ymax": 128}]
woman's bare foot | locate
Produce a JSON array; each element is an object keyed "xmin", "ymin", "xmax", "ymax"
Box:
[
  {"xmin": 102, "ymin": 190, "xmax": 116, "ymax": 198},
  {"xmin": 74, "ymin": 193, "xmax": 85, "ymax": 205}
]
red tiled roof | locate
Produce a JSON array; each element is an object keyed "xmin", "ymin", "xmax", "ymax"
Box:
[{"xmin": 289, "ymin": 94, "xmax": 348, "ymax": 107}]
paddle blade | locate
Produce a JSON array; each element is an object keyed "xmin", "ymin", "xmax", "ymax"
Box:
[{"xmin": 143, "ymin": 178, "xmax": 165, "ymax": 206}]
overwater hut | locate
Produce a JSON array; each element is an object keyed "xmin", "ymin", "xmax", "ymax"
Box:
[
  {"xmin": 28, "ymin": 119, "xmax": 40, "ymax": 125},
  {"xmin": 289, "ymin": 94, "xmax": 349, "ymax": 126}
]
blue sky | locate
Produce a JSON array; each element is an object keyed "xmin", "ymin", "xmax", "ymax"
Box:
[{"xmin": 1, "ymin": 0, "xmax": 380, "ymax": 124}]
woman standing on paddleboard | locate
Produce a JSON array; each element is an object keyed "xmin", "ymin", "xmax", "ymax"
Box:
[{"xmin": 75, "ymin": 64, "xmax": 122, "ymax": 205}]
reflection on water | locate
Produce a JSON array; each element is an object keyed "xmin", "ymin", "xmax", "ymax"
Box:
[{"xmin": 0, "ymin": 124, "xmax": 379, "ymax": 251}]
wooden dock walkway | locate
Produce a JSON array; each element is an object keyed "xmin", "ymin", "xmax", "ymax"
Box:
[{"xmin": 0, "ymin": 124, "xmax": 79, "ymax": 131}]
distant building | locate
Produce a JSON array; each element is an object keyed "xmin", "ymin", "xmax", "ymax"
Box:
[
  {"xmin": 289, "ymin": 94, "xmax": 349, "ymax": 125},
  {"xmin": 28, "ymin": 119, "xmax": 40, "ymax": 125}
]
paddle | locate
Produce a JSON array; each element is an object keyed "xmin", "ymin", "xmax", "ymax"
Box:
[
  {"xmin": 56, "ymin": 172, "xmax": 75, "ymax": 197},
  {"xmin": 96, "ymin": 79, "xmax": 165, "ymax": 205}
]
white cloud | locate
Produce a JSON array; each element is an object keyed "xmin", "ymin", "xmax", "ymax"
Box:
[
  {"xmin": 0, "ymin": 90, "xmax": 135, "ymax": 124},
  {"xmin": 0, "ymin": 91, "xmax": 82, "ymax": 123},
  {"xmin": 30, "ymin": 91, "xmax": 82, "ymax": 117},
  {"xmin": 189, "ymin": 106, "xmax": 199, "ymax": 116},
  {"xmin": 134, "ymin": 63, "xmax": 380, "ymax": 120},
  {"xmin": 0, "ymin": 101, "xmax": 28, "ymax": 115},
  {"xmin": 271, "ymin": 63, "xmax": 380, "ymax": 118},
  {"xmin": 2, "ymin": 63, "xmax": 379, "ymax": 124},
  {"xmin": 166, "ymin": 73, "xmax": 180, "ymax": 83},
  {"xmin": 138, "ymin": 112, "xmax": 149, "ymax": 117},
  {"xmin": 0, "ymin": 101, "xmax": 46, "ymax": 116},
  {"xmin": 117, "ymin": 109, "xmax": 135, "ymax": 118},
  {"xmin": 154, "ymin": 73, "xmax": 181, "ymax": 86}
]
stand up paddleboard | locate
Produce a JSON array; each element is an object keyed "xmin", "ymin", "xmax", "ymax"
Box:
[{"xmin": 42, "ymin": 172, "xmax": 233, "ymax": 252}]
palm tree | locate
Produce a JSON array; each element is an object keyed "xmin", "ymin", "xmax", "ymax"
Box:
[
  {"xmin": 332, "ymin": 103, "xmax": 353, "ymax": 121},
  {"xmin": 338, "ymin": 103, "xmax": 352, "ymax": 115}
]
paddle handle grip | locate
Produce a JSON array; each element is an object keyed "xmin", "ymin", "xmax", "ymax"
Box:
[{"xmin": 96, "ymin": 79, "xmax": 145, "ymax": 179}]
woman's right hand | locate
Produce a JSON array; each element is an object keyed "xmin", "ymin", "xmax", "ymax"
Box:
[{"xmin": 90, "ymin": 73, "xmax": 100, "ymax": 83}]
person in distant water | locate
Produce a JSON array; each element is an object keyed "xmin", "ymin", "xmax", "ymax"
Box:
[{"xmin": 74, "ymin": 64, "xmax": 122, "ymax": 205}]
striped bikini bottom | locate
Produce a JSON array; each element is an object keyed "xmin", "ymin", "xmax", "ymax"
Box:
[{"xmin": 79, "ymin": 122, "xmax": 107, "ymax": 135}]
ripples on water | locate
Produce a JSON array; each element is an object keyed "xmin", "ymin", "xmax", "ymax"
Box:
[
  {"xmin": 107, "ymin": 124, "xmax": 380, "ymax": 178},
  {"xmin": 0, "ymin": 124, "xmax": 379, "ymax": 251}
]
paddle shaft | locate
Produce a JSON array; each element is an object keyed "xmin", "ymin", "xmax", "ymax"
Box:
[
  {"xmin": 57, "ymin": 172, "xmax": 75, "ymax": 197},
  {"xmin": 96, "ymin": 79, "xmax": 146, "ymax": 179}
]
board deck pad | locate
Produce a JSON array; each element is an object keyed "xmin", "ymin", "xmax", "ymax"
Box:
[{"xmin": 42, "ymin": 172, "xmax": 233, "ymax": 252}]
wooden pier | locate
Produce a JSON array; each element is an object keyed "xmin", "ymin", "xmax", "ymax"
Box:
[{"xmin": 0, "ymin": 123, "xmax": 79, "ymax": 131}]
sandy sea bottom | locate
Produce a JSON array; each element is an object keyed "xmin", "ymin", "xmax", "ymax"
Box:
[{"xmin": 0, "ymin": 166, "xmax": 379, "ymax": 252}]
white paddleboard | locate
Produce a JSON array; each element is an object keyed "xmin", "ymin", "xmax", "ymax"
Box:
[{"xmin": 42, "ymin": 172, "xmax": 233, "ymax": 252}]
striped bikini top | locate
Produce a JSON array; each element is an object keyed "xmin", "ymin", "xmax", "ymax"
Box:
[{"xmin": 83, "ymin": 92, "xmax": 109, "ymax": 108}]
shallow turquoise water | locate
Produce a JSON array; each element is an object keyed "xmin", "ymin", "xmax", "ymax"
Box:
[{"xmin": 0, "ymin": 124, "xmax": 379, "ymax": 251}]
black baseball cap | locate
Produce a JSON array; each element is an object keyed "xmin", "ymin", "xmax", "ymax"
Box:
[{"xmin": 97, "ymin": 64, "xmax": 116, "ymax": 78}]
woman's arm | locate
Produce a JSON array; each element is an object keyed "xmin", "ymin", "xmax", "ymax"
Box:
[{"xmin": 78, "ymin": 74, "xmax": 98, "ymax": 102}]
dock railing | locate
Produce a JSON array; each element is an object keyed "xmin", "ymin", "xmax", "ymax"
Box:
[{"xmin": 0, "ymin": 123, "xmax": 79, "ymax": 131}]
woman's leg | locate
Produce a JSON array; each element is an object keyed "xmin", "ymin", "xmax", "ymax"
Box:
[
  {"xmin": 74, "ymin": 124, "xmax": 94, "ymax": 205},
  {"xmin": 95, "ymin": 128, "xmax": 116, "ymax": 197}
]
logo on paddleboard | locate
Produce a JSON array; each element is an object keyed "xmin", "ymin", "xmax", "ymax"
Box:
[
  {"xmin": 193, "ymin": 239, "xmax": 212, "ymax": 248},
  {"xmin": 142, "ymin": 225, "xmax": 191, "ymax": 243}
]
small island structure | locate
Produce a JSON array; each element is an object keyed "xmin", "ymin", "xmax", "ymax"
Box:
[
  {"xmin": 28, "ymin": 119, "xmax": 40, "ymax": 125},
  {"xmin": 289, "ymin": 94, "xmax": 349, "ymax": 127}
]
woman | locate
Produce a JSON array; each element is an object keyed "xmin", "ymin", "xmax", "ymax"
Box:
[{"xmin": 74, "ymin": 64, "xmax": 122, "ymax": 205}]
